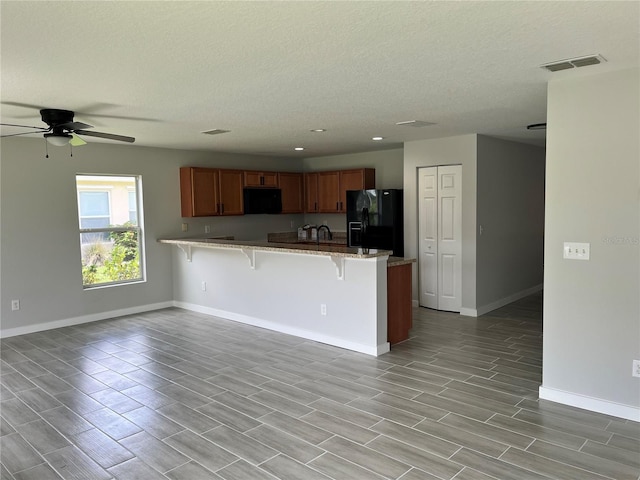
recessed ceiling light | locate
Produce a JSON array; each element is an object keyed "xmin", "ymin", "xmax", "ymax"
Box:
[
  {"xmin": 372, "ymin": 136, "xmax": 384, "ymax": 141},
  {"xmin": 294, "ymin": 147, "xmax": 305, "ymax": 151},
  {"xmin": 310, "ymin": 129, "xmax": 326, "ymax": 133}
]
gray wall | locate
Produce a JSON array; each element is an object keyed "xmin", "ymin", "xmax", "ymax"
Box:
[
  {"xmin": 476, "ymin": 136, "xmax": 545, "ymax": 310},
  {"xmin": 542, "ymin": 68, "xmax": 639, "ymax": 413},
  {"xmin": 403, "ymin": 135, "xmax": 478, "ymax": 310},
  {"xmin": 403, "ymin": 134, "xmax": 545, "ymax": 314},
  {"xmin": 0, "ymin": 137, "xmax": 300, "ymax": 335}
]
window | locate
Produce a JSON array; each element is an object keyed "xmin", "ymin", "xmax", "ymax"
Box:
[{"xmin": 76, "ymin": 174, "xmax": 145, "ymax": 288}]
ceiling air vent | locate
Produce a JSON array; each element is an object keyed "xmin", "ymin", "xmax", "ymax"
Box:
[
  {"xmin": 201, "ymin": 129, "xmax": 230, "ymax": 135},
  {"xmin": 395, "ymin": 120, "xmax": 437, "ymax": 127},
  {"xmin": 541, "ymin": 54, "xmax": 606, "ymax": 72}
]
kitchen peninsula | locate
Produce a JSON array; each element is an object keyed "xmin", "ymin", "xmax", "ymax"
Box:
[{"xmin": 160, "ymin": 237, "xmax": 398, "ymax": 356}]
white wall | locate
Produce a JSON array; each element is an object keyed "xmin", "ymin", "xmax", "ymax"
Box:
[
  {"xmin": 541, "ymin": 68, "xmax": 640, "ymax": 420},
  {"xmin": 476, "ymin": 136, "xmax": 545, "ymax": 311},
  {"xmin": 403, "ymin": 135, "xmax": 478, "ymax": 310},
  {"xmin": 171, "ymin": 246, "xmax": 389, "ymax": 355},
  {"xmin": 0, "ymin": 137, "xmax": 300, "ymax": 336}
]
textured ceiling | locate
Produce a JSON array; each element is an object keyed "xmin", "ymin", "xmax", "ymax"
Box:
[{"xmin": 1, "ymin": 1, "xmax": 638, "ymax": 157}]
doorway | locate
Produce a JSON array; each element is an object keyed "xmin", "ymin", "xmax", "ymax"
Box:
[{"xmin": 418, "ymin": 165, "xmax": 462, "ymax": 312}]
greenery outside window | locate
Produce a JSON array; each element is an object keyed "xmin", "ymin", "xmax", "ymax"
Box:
[{"xmin": 76, "ymin": 174, "xmax": 145, "ymax": 288}]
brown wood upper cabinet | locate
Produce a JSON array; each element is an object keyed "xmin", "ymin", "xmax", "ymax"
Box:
[
  {"xmin": 278, "ymin": 172, "xmax": 304, "ymax": 214},
  {"xmin": 306, "ymin": 168, "xmax": 375, "ymax": 213},
  {"xmin": 180, "ymin": 167, "xmax": 244, "ymax": 217},
  {"xmin": 244, "ymin": 171, "xmax": 278, "ymax": 188}
]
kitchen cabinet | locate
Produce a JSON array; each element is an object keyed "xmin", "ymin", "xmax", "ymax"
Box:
[
  {"xmin": 304, "ymin": 172, "xmax": 320, "ymax": 213},
  {"xmin": 306, "ymin": 168, "xmax": 375, "ymax": 213},
  {"xmin": 387, "ymin": 262, "xmax": 413, "ymax": 345},
  {"xmin": 278, "ymin": 172, "xmax": 304, "ymax": 214},
  {"xmin": 180, "ymin": 167, "xmax": 243, "ymax": 217},
  {"xmin": 317, "ymin": 171, "xmax": 341, "ymax": 212},
  {"xmin": 244, "ymin": 171, "xmax": 278, "ymax": 188}
]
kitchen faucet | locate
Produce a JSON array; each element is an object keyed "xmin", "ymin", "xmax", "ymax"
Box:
[{"xmin": 317, "ymin": 225, "xmax": 333, "ymax": 244}]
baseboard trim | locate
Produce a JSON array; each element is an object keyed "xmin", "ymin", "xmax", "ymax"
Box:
[
  {"xmin": 461, "ymin": 283, "xmax": 544, "ymax": 317},
  {"xmin": 174, "ymin": 301, "xmax": 388, "ymax": 357},
  {"xmin": 0, "ymin": 302, "xmax": 174, "ymax": 339},
  {"xmin": 539, "ymin": 385, "xmax": 640, "ymax": 422}
]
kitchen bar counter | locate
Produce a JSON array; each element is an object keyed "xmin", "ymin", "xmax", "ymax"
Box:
[
  {"xmin": 158, "ymin": 237, "xmax": 391, "ymax": 260},
  {"xmin": 160, "ymin": 236, "xmax": 392, "ymax": 356}
]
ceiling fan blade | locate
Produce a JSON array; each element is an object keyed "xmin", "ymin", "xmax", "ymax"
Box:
[
  {"xmin": 60, "ymin": 121, "xmax": 93, "ymax": 131},
  {"xmin": 0, "ymin": 122, "xmax": 49, "ymax": 130},
  {"xmin": 70, "ymin": 134, "xmax": 87, "ymax": 146},
  {"xmin": 0, "ymin": 131, "xmax": 45, "ymax": 138},
  {"xmin": 75, "ymin": 130, "xmax": 135, "ymax": 143}
]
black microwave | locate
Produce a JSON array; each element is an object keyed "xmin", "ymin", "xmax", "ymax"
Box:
[{"xmin": 243, "ymin": 188, "xmax": 282, "ymax": 214}]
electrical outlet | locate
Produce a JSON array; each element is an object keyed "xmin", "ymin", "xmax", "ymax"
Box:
[
  {"xmin": 201, "ymin": 281, "xmax": 207, "ymax": 292},
  {"xmin": 633, "ymin": 360, "xmax": 640, "ymax": 378},
  {"xmin": 563, "ymin": 242, "xmax": 590, "ymax": 260},
  {"xmin": 181, "ymin": 223, "xmax": 188, "ymax": 232},
  {"xmin": 204, "ymin": 225, "xmax": 211, "ymax": 234},
  {"xmin": 320, "ymin": 304, "xmax": 327, "ymax": 316},
  {"xmin": 11, "ymin": 299, "xmax": 20, "ymax": 311}
]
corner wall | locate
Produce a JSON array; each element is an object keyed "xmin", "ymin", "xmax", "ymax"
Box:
[
  {"xmin": 0, "ymin": 138, "xmax": 300, "ymax": 336},
  {"xmin": 403, "ymin": 135, "xmax": 478, "ymax": 311},
  {"xmin": 541, "ymin": 68, "xmax": 640, "ymax": 420},
  {"xmin": 476, "ymin": 136, "xmax": 545, "ymax": 313}
]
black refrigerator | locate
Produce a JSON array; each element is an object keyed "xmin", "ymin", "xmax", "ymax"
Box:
[{"xmin": 346, "ymin": 189, "xmax": 404, "ymax": 257}]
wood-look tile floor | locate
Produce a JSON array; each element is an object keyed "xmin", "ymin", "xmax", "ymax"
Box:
[{"xmin": 1, "ymin": 292, "xmax": 639, "ymax": 480}]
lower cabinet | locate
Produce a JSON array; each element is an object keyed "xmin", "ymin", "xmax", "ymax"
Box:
[{"xmin": 387, "ymin": 262, "xmax": 413, "ymax": 345}]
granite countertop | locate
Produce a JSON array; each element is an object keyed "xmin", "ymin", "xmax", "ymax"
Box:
[{"xmin": 158, "ymin": 237, "xmax": 392, "ymax": 259}]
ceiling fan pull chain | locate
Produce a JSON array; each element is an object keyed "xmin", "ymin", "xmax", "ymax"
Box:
[
  {"xmin": 70, "ymin": 144, "xmax": 73, "ymax": 157},
  {"xmin": 44, "ymin": 138, "xmax": 49, "ymax": 158}
]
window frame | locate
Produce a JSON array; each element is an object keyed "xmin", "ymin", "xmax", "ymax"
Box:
[{"xmin": 76, "ymin": 174, "xmax": 146, "ymax": 289}]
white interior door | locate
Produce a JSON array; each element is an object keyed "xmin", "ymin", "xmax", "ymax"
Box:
[
  {"xmin": 418, "ymin": 165, "xmax": 462, "ymax": 312},
  {"xmin": 418, "ymin": 167, "xmax": 438, "ymax": 308}
]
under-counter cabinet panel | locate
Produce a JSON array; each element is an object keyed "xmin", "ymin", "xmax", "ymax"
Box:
[
  {"xmin": 278, "ymin": 172, "xmax": 304, "ymax": 213},
  {"xmin": 244, "ymin": 171, "xmax": 278, "ymax": 188},
  {"xmin": 180, "ymin": 167, "xmax": 244, "ymax": 217}
]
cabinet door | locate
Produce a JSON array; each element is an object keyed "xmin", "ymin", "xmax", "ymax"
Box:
[
  {"xmin": 338, "ymin": 168, "xmax": 376, "ymax": 212},
  {"xmin": 261, "ymin": 172, "xmax": 279, "ymax": 187},
  {"xmin": 317, "ymin": 171, "xmax": 340, "ymax": 212},
  {"xmin": 180, "ymin": 167, "xmax": 219, "ymax": 217},
  {"xmin": 304, "ymin": 173, "xmax": 319, "ymax": 213},
  {"xmin": 218, "ymin": 169, "xmax": 244, "ymax": 215},
  {"xmin": 244, "ymin": 171, "xmax": 279, "ymax": 187},
  {"xmin": 279, "ymin": 172, "xmax": 303, "ymax": 214}
]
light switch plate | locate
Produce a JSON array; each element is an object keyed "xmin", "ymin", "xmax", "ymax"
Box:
[{"xmin": 563, "ymin": 242, "xmax": 590, "ymax": 260}]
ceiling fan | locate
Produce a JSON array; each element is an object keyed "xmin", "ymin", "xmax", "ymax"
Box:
[{"xmin": 0, "ymin": 108, "xmax": 135, "ymax": 146}]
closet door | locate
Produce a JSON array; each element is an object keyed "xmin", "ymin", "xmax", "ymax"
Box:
[{"xmin": 418, "ymin": 165, "xmax": 462, "ymax": 311}]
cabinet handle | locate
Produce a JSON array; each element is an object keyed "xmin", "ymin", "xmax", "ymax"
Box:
[
  {"xmin": 260, "ymin": 176, "xmax": 264, "ymax": 185},
  {"xmin": 340, "ymin": 201, "xmax": 343, "ymax": 211},
  {"xmin": 336, "ymin": 202, "xmax": 339, "ymax": 211},
  {"xmin": 221, "ymin": 203, "xmax": 224, "ymax": 214},
  {"xmin": 314, "ymin": 202, "xmax": 317, "ymax": 212}
]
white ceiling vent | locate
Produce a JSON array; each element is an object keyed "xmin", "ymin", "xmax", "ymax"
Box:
[
  {"xmin": 395, "ymin": 120, "xmax": 437, "ymax": 127},
  {"xmin": 541, "ymin": 54, "xmax": 606, "ymax": 72},
  {"xmin": 202, "ymin": 129, "xmax": 230, "ymax": 135}
]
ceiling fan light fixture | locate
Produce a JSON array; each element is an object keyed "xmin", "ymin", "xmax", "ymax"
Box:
[{"xmin": 44, "ymin": 133, "xmax": 72, "ymax": 146}]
